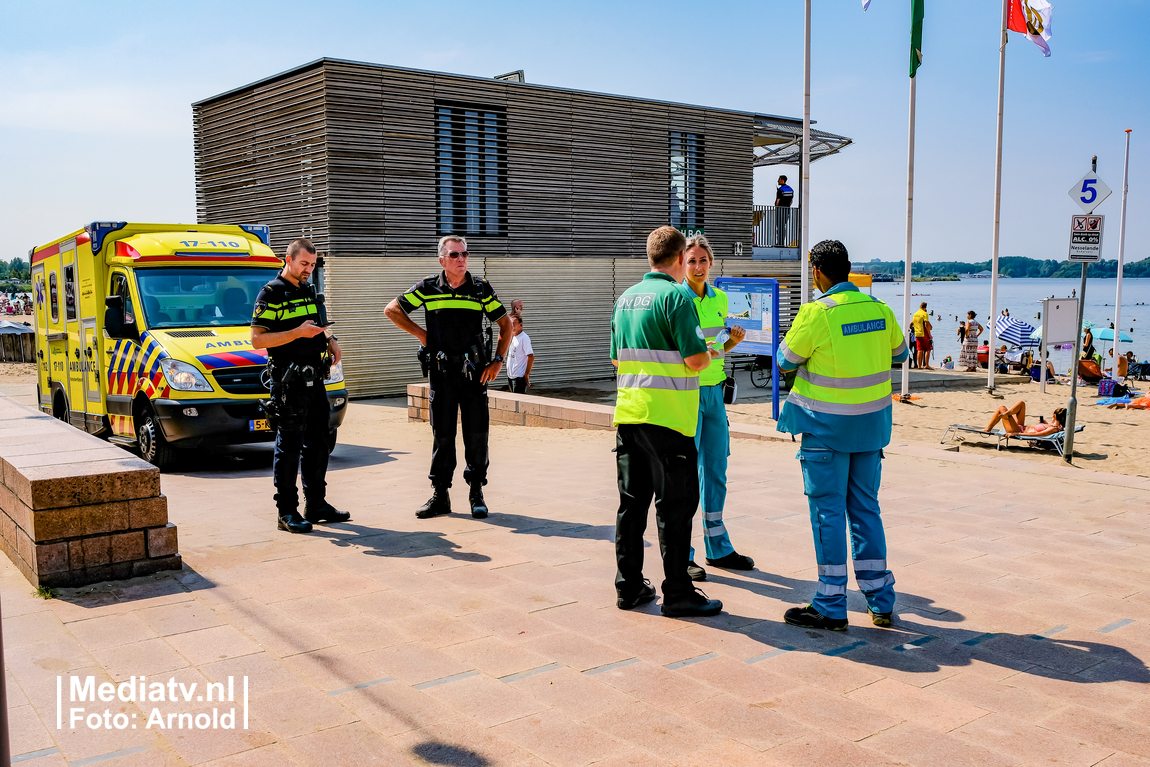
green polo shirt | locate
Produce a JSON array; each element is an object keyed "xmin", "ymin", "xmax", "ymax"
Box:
[{"xmin": 611, "ymin": 272, "xmax": 709, "ymax": 436}]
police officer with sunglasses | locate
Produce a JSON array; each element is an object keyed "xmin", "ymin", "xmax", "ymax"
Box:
[{"xmin": 385, "ymin": 235, "xmax": 512, "ymax": 519}]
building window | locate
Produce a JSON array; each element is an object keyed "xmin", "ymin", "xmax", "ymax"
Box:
[
  {"xmin": 436, "ymin": 103, "xmax": 506, "ymax": 236},
  {"xmin": 670, "ymin": 132, "xmax": 704, "ymax": 231}
]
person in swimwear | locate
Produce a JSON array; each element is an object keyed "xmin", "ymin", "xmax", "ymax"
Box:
[{"xmin": 985, "ymin": 402, "xmax": 1066, "ymax": 436}]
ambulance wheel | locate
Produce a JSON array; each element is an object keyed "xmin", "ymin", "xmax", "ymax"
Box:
[
  {"xmin": 52, "ymin": 390, "xmax": 68, "ymax": 421},
  {"xmin": 328, "ymin": 429, "xmax": 338, "ymax": 455},
  {"xmin": 137, "ymin": 408, "xmax": 175, "ymax": 469}
]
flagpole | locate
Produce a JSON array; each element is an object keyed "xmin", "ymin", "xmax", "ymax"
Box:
[
  {"xmin": 801, "ymin": 0, "xmax": 811, "ymax": 304},
  {"xmin": 987, "ymin": 0, "xmax": 1009, "ymax": 392},
  {"xmin": 900, "ymin": 75, "xmax": 916, "ymax": 398},
  {"xmin": 1113, "ymin": 129, "xmax": 1132, "ymax": 367}
]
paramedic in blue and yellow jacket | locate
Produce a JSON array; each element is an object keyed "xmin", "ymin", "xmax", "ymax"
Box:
[
  {"xmin": 777, "ymin": 240, "xmax": 908, "ymax": 631},
  {"xmin": 680, "ymin": 235, "xmax": 754, "ymax": 581}
]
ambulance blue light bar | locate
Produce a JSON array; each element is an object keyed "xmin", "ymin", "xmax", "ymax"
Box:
[
  {"xmin": 87, "ymin": 222, "xmax": 128, "ymax": 255},
  {"xmin": 240, "ymin": 225, "xmax": 270, "ymax": 246}
]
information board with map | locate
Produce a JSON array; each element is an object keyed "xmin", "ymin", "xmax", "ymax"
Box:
[{"xmin": 714, "ymin": 277, "xmax": 780, "ymax": 418}]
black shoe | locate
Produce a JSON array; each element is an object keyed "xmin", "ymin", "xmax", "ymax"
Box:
[
  {"xmin": 661, "ymin": 588, "xmax": 723, "ymax": 617},
  {"xmin": 416, "ymin": 486, "xmax": 452, "ymax": 519},
  {"xmin": 687, "ymin": 561, "xmax": 707, "ymax": 582},
  {"xmin": 468, "ymin": 485, "xmax": 488, "ymax": 519},
  {"xmin": 277, "ymin": 512, "xmax": 313, "ymax": 534},
  {"xmin": 706, "ymin": 552, "xmax": 755, "ymax": 570},
  {"xmin": 784, "ymin": 604, "xmax": 848, "ymax": 631},
  {"xmin": 616, "ymin": 579, "xmax": 657, "ymax": 610},
  {"xmin": 304, "ymin": 500, "xmax": 351, "ymax": 524},
  {"xmin": 869, "ymin": 608, "xmax": 893, "ymax": 627}
]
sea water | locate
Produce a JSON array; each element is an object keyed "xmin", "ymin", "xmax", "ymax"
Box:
[{"xmin": 863, "ymin": 277, "xmax": 1150, "ymax": 373}]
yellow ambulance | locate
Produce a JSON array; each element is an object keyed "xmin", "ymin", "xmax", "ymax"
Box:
[{"xmin": 30, "ymin": 222, "xmax": 347, "ymax": 468}]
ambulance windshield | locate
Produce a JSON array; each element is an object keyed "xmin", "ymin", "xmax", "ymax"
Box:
[{"xmin": 135, "ymin": 267, "xmax": 282, "ymax": 328}]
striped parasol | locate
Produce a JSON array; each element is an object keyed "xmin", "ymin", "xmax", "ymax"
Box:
[{"xmin": 994, "ymin": 315, "xmax": 1039, "ymax": 349}]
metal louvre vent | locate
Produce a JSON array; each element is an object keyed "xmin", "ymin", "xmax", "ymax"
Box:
[
  {"xmin": 211, "ymin": 365, "xmax": 268, "ymax": 394},
  {"xmin": 165, "ymin": 330, "xmax": 218, "ymax": 338}
]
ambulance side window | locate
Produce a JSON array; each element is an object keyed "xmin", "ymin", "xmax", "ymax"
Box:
[
  {"xmin": 110, "ymin": 273, "xmax": 135, "ymax": 325},
  {"xmin": 64, "ymin": 264, "xmax": 77, "ymax": 321},
  {"xmin": 49, "ymin": 271, "xmax": 59, "ymax": 322}
]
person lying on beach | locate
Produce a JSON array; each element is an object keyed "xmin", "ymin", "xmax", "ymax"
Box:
[
  {"xmin": 1108, "ymin": 396, "xmax": 1150, "ymax": 410},
  {"xmin": 985, "ymin": 402, "xmax": 1066, "ymax": 436}
]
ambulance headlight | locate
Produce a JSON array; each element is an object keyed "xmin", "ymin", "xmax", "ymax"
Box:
[
  {"xmin": 325, "ymin": 361, "xmax": 345, "ymax": 384},
  {"xmin": 160, "ymin": 359, "xmax": 213, "ymax": 392}
]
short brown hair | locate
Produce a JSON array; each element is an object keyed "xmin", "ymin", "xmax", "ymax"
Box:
[
  {"xmin": 646, "ymin": 226, "xmax": 686, "ymax": 267},
  {"xmin": 286, "ymin": 238, "xmax": 317, "ymax": 260}
]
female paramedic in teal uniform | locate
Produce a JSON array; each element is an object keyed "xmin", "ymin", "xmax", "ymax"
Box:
[{"xmin": 681, "ymin": 235, "xmax": 755, "ymax": 579}]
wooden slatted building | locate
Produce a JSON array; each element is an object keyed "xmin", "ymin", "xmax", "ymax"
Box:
[{"xmin": 193, "ymin": 58, "xmax": 851, "ymax": 398}]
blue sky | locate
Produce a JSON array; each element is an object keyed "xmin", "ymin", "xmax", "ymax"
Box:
[{"xmin": 1, "ymin": 0, "xmax": 1146, "ymax": 265}]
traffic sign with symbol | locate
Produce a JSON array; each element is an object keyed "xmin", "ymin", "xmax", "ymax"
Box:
[
  {"xmin": 1068, "ymin": 214, "xmax": 1104, "ymax": 262},
  {"xmin": 1068, "ymin": 172, "xmax": 1112, "ymax": 213}
]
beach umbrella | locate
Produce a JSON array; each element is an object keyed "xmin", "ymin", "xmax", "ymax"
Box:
[
  {"xmin": 1094, "ymin": 328, "xmax": 1133, "ymax": 343},
  {"xmin": 994, "ymin": 315, "xmax": 1039, "ymax": 348}
]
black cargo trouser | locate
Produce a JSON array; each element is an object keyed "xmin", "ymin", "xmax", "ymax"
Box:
[
  {"xmin": 429, "ymin": 364, "xmax": 489, "ymax": 488},
  {"xmin": 615, "ymin": 423, "xmax": 699, "ymax": 601},
  {"xmin": 271, "ymin": 365, "xmax": 331, "ymax": 514}
]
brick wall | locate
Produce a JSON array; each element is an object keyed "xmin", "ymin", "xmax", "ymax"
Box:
[{"xmin": 0, "ymin": 395, "xmax": 181, "ymax": 588}]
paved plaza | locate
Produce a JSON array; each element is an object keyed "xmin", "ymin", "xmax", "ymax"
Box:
[{"xmin": 3, "ymin": 397, "xmax": 1150, "ymax": 766}]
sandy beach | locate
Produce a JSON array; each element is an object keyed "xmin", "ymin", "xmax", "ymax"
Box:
[{"xmin": 730, "ymin": 377, "xmax": 1150, "ymax": 479}]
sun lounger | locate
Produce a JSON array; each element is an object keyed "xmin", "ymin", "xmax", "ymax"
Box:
[{"xmin": 941, "ymin": 423, "xmax": 1086, "ymax": 457}]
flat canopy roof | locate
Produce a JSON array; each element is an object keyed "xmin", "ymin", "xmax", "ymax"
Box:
[{"xmin": 196, "ymin": 57, "xmax": 852, "ymax": 167}]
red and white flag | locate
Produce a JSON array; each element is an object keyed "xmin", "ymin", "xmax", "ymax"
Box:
[{"xmin": 1008, "ymin": 0, "xmax": 1053, "ymax": 57}]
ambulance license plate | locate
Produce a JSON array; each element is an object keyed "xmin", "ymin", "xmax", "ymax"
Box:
[{"xmin": 249, "ymin": 419, "xmax": 271, "ymax": 432}]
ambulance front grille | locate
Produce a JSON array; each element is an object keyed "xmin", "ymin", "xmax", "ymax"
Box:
[
  {"xmin": 166, "ymin": 330, "xmax": 218, "ymax": 338},
  {"xmin": 211, "ymin": 365, "xmax": 268, "ymax": 395}
]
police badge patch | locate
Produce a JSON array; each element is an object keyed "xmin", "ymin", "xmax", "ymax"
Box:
[{"xmin": 253, "ymin": 301, "xmax": 267, "ymax": 318}]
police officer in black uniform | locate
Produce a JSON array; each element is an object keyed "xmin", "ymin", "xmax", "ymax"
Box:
[
  {"xmin": 384, "ymin": 235, "xmax": 512, "ymax": 519},
  {"xmin": 251, "ymin": 238, "xmax": 350, "ymax": 533}
]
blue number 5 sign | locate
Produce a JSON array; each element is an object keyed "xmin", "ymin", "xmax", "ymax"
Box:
[{"xmin": 1068, "ymin": 173, "xmax": 1111, "ymax": 213}]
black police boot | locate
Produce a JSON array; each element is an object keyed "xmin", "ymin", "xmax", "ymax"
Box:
[
  {"xmin": 305, "ymin": 500, "xmax": 350, "ymax": 524},
  {"xmin": 277, "ymin": 511, "xmax": 313, "ymax": 534},
  {"xmin": 687, "ymin": 561, "xmax": 707, "ymax": 581},
  {"xmin": 416, "ymin": 486, "xmax": 452, "ymax": 519},
  {"xmin": 661, "ymin": 588, "xmax": 723, "ymax": 618},
  {"xmin": 616, "ymin": 579, "xmax": 657, "ymax": 611},
  {"xmin": 468, "ymin": 484, "xmax": 489, "ymax": 519}
]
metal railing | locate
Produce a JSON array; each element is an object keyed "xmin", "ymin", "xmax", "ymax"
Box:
[{"xmin": 753, "ymin": 205, "xmax": 800, "ymax": 249}]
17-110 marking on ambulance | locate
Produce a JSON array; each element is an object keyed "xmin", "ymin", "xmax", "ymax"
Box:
[{"xmin": 1068, "ymin": 214, "xmax": 1104, "ymax": 263}]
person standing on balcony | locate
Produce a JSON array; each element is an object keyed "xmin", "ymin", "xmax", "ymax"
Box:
[{"xmin": 775, "ymin": 175, "xmax": 795, "ymax": 247}]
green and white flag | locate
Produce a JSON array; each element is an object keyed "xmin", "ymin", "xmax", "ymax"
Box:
[{"xmin": 910, "ymin": 0, "xmax": 925, "ymax": 77}]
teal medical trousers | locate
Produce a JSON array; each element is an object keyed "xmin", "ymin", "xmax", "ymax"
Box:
[
  {"xmin": 690, "ymin": 384, "xmax": 736, "ymax": 562},
  {"xmin": 798, "ymin": 434, "xmax": 895, "ymax": 620}
]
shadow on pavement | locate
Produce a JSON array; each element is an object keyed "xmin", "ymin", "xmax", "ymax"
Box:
[
  {"xmin": 307, "ymin": 522, "xmax": 492, "ymax": 563},
  {"xmin": 167, "ymin": 443, "xmax": 407, "ymax": 477},
  {"xmin": 410, "ymin": 741, "xmax": 491, "ymax": 766},
  {"xmin": 691, "ymin": 571, "xmax": 1149, "ymax": 685},
  {"xmin": 483, "ymin": 512, "xmax": 614, "ymax": 541}
]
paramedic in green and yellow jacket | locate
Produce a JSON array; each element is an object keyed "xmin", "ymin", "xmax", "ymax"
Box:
[
  {"xmin": 680, "ymin": 235, "xmax": 754, "ymax": 581},
  {"xmin": 776, "ymin": 240, "xmax": 908, "ymax": 632},
  {"xmin": 610, "ymin": 226, "xmax": 723, "ymax": 619}
]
